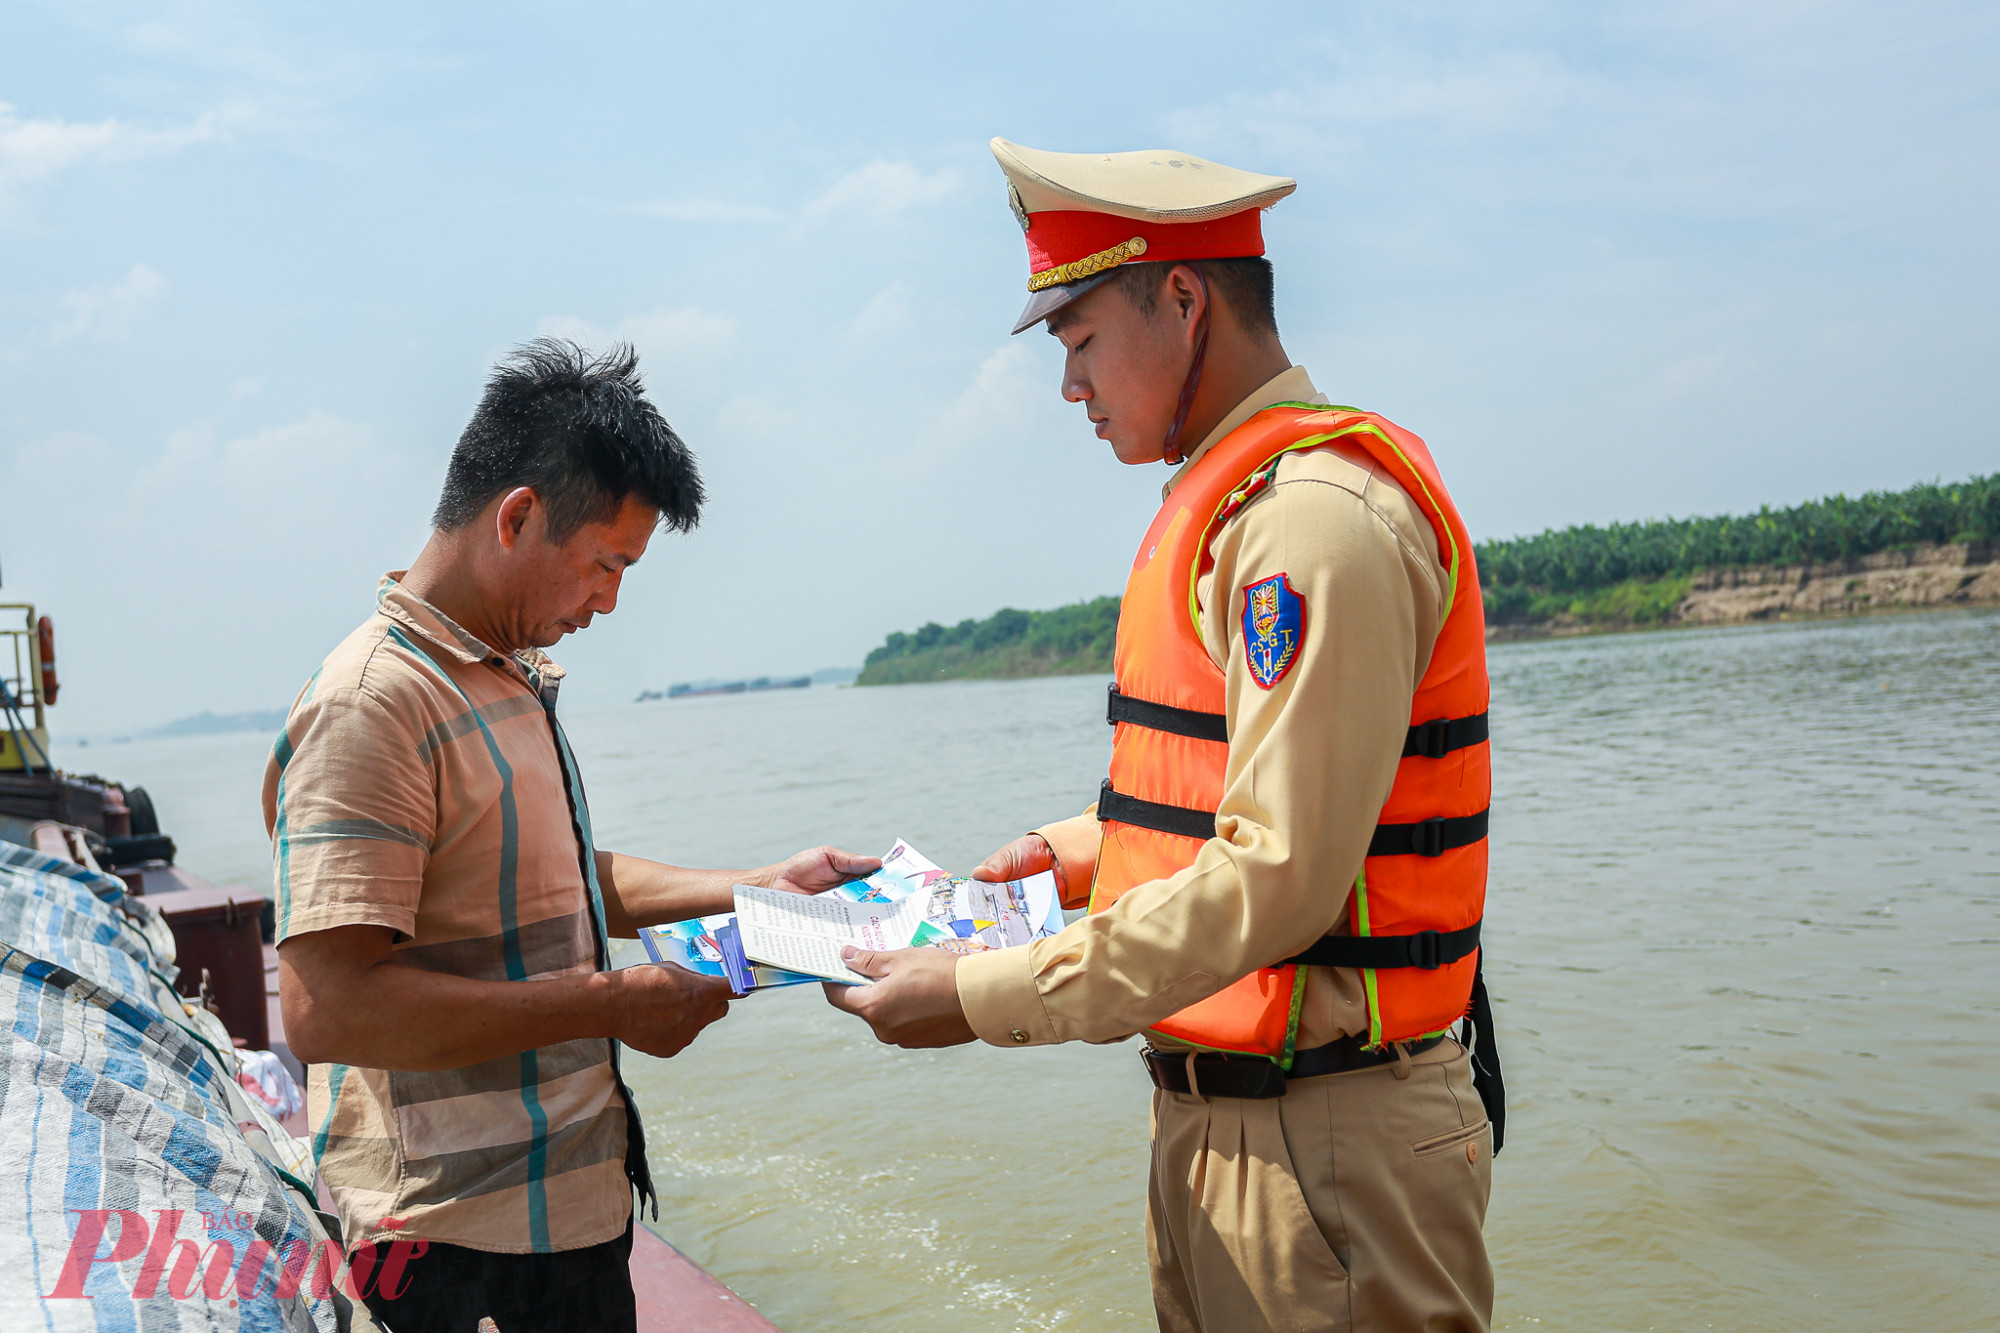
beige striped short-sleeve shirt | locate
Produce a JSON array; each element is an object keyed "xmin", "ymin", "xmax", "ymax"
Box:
[{"xmin": 263, "ymin": 574, "xmax": 630, "ymax": 1253}]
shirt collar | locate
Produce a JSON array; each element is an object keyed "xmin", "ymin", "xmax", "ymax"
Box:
[
  {"xmin": 375, "ymin": 573, "xmax": 567, "ymax": 688},
  {"xmin": 1162, "ymin": 365, "xmax": 1325, "ymax": 500}
]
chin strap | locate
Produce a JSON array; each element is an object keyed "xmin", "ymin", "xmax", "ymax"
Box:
[{"xmin": 1161, "ymin": 269, "xmax": 1211, "ymax": 466}]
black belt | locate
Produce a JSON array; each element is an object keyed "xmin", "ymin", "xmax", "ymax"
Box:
[{"xmin": 1142, "ymin": 1033, "xmax": 1447, "ymax": 1100}]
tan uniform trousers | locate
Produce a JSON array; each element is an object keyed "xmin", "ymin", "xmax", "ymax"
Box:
[{"xmin": 1147, "ymin": 1037, "xmax": 1494, "ymax": 1333}]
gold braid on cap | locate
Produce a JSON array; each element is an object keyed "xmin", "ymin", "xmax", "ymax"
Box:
[{"xmin": 1026, "ymin": 236, "xmax": 1148, "ymax": 292}]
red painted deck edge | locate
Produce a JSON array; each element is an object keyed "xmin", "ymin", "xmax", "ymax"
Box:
[{"xmin": 630, "ymin": 1226, "xmax": 782, "ymax": 1332}]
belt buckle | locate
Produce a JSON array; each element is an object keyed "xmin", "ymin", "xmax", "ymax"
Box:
[{"xmin": 1208, "ymin": 1053, "xmax": 1289, "ymax": 1100}]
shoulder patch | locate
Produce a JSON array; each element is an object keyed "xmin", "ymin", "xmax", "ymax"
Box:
[{"xmin": 1241, "ymin": 574, "xmax": 1307, "ymax": 689}]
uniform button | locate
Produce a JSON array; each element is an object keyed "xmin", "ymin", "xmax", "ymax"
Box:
[
  {"xmin": 1009, "ymin": 1028, "xmax": 1029, "ymax": 1044},
  {"xmin": 1467, "ymin": 1141, "xmax": 1480, "ymax": 1164}
]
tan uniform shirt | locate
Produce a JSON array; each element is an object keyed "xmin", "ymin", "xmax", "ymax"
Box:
[{"xmin": 957, "ymin": 367, "xmax": 1448, "ymax": 1050}]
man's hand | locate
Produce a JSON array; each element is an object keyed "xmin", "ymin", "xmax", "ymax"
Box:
[
  {"xmin": 821, "ymin": 947, "xmax": 976, "ymax": 1048},
  {"xmin": 760, "ymin": 845, "xmax": 882, "ymax": 896},
  {"xmin": 972, "ymin": 833, "xmax": 1063, "ymax": 897},
  {"xmin": 612, "ymin": 964, "xmax": 734, "ymax": 1059}
]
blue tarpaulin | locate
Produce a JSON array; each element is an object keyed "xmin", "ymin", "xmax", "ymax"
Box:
[{"xmin": 0, "ymin": 840, "xmax": 361, "ymax": 1331}]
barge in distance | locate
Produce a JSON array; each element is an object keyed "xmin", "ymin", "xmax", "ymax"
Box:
[{"xmin": 636, "ymin": 675, "xmax": 812, "ymax": 702}]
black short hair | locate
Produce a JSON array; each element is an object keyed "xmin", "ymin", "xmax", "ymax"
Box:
[
  {"xmin": 433, "ymin": 338, "xmax": 704, "ymax": 542},
  {"xmin": 1110, "ymin": 257, "xmax": 1278, "ymax": 338}
]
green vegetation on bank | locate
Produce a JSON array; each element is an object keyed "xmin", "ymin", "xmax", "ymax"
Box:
[
  {"xmin": 1479, "ymin": 473, "xmax": 1999, "ymax": 626},
  {"xmin": 857, "ymin": 596, "xmax": 1119, "ymax": 685},
  {"xmin": 857, "ymin": 476, "xmax": 1999, "ymax": 674},
  {"xmin": 1495, "ymin": 574, "xmax": 1696, "ymax": 629}
]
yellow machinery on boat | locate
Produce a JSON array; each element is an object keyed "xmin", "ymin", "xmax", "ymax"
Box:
[{"xmin": 0, "ymin": 603, "xmax": 56, "ymax": 774}]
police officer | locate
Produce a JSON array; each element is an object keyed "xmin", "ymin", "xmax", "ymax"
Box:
[{"xmin": 826, "ymin": 139, "xmax": 1502, "ymax": 1333}]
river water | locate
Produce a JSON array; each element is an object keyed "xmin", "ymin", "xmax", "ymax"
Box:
[{"xmin": 59, "ymin": 608, "xmax": 2000, "ymax": 1331}]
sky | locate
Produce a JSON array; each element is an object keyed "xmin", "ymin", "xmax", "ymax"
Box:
[{"xmin": 3, "ymin": 0, "xmax": 1996, "ymax": 733}]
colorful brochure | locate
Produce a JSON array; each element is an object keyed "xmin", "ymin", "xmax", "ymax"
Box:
[{"xmin": 638, "ymin": 838, "xmax": 1062, "ymax": 994}]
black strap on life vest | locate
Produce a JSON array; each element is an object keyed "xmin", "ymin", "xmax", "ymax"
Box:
[
  {"xmin": 1100, "ymin": 778, "xmax": 1489, "ymax": 865},
  {"xmin": 1106, "ymin": 684, "xmax": 1231, "ymax": 743},
  {"xmin": 1097, "ymin": 779, "xmax": 1216, "ymax": 842},
  {"xmin": 1369, "ymin": 809, "xmax": 1489, "ymax": 858},
  {"xmin": 1281, "ymin": 919, "xmax": 1481, "ymax": 971},
  {"xmin": 1403, "ymin": 711, "xmax": 1488, "ymax": 758},
  {"xmin": 1108, "ymin": 686, "xmax": 1487, "ymax": 761}
]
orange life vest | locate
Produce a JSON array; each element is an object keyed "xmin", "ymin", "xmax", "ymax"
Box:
[{"xmin": 1089, "ymin": 403, "xmax": 1491, "ymax": 1062}]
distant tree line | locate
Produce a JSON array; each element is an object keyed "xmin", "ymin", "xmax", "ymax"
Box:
[
  {"xmin": 857, "ymin": 596, "xmax": 1120, "ymax": 685},
  {"xmin": 1478, "ymin": 473, "xmax": 1999, "ymax": 620},
  {"xmin": 856, "ymin": 476, "xmax": 1997, "ymax": 669}
]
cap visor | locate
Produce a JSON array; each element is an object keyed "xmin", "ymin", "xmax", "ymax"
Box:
[{"xmin": 1011, "ymin": 271, "xmax": 1115, "ymax": 335}]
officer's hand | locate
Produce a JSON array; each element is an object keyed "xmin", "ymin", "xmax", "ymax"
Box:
[
  {"xmin": 612, "ymin": 963, "xmax": 733, "ymax": 1059},
  {"xmin": 760, "ymin": 845, "xmax": 883, "ymax": 896},
  {"xmin": 971, "ymin": 833, "xmax": 1063, "ymax": 898},
  {"xmin": 821, "ymin": 947, "xmax": 976, "ymax": 1048}
]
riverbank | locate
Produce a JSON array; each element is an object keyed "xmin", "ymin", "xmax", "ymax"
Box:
[
  {"xmin": 1488, "ymin": 539, "xmax": 2000, "ymax": 638},
  {"xmin": 856, "ymin": 596, "xmax": 1116, "ymax": 686}
]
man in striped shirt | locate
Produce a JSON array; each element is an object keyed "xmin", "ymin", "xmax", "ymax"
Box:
[{"xmin": 266, "ymin": 339, "xmax": 877, "ymax": 1332}]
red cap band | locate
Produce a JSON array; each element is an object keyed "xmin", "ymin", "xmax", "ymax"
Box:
[{"xmin": 1024, "ymin": 208, "xmax": 1267, "ymax": 277}]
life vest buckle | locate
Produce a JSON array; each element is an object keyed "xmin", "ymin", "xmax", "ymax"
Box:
[
  {"xmin": 1413, "ymin": 816, "xmax": 1446, "ymax": 858},
  {"xmin": 1409, "ymin": 929, "xmax": 1444, "ymax": 969},
  {"xmin": 1412, "ymin": 717, "xmax": 1452, "ymax": 758}
]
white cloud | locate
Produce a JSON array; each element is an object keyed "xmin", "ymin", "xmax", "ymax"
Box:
[
  {"xmin": 535, "ymin": 306, "xmax": 743, "ymax": 414},
  {"xmin": 917, "ymin": 339, "xmax": 1077, "ymax": 476},
  {"xmin": 632, "ymin": 198, "xmax": 783, "ymax": 223},
  {"xmin": 799, "ymin": 160, "xmax": 961, "ymax": 224},
  {"xmin": 50, "ymin": 265, "xmax": 169, "ymax": 342},
  {"xmin": 1162, "ymin": 50, "xmax": 1590, "ymax": 164},
  {"xmin": 0, "ymin": 101, "xmax": 248, "ymax": 195},
  {"xmin": 3, "ymin": 413, "xmax": 432, "ymax": 732},
  {"xmin": 537, "ymin": 305, "xmax": 738, "ymax": 364},
  {"xmin": 936, "ymin": 341, "xmax": 1049, "ymax": 434},
  {"xmin": 7, "ymin": 414, "xmax": 416, "ymax": 548},
  {"xmin": 634, "ymin": 161, "xmax": 960, "ymax": 232},
  {"xmin": 842, "ymin": 281, "xmax": 910, "ymax": 346},
  {"xmin": 1632, "ymin": 347, "xmax": 1737, "ymax": 407}
]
